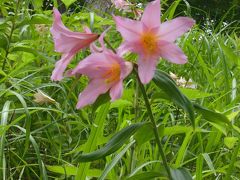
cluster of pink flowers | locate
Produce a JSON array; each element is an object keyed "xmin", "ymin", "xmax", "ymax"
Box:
[{"xmin": 50, "ymin": 0, "xmax": 195, "ymax": 109}]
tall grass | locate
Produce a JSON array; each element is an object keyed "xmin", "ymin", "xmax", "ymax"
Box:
[{"xmin": 0, "ymin": 0, "xmax": 240, "ymax": 179}]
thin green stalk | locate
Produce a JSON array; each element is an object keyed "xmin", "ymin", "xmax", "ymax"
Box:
[
  {"xmin": 134, "ymin": 79, "xmax": 140, "ymax": 122},
  {"xmin": 2, "ymin": 0, "xmax": 21, "ymax": 71},
  {"xmin": 103, "ymin": 37, "xmax": 116, "ymax": 53},
  {"xmin": 134, "ymin": 69, "xmax": 172, "ymax": 179}
]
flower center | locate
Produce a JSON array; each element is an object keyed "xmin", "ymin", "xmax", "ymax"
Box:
[
  {"xmin": 102, "ymin": 63, "xmax": 121, "ymax": 84},
  {"xmin": 141, "ymin": 32, "xmax": 158, "ymax": 54}
]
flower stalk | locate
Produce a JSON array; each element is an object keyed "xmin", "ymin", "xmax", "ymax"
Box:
[{"xmin": 134, "ymin": 68, "xmax": 172, "ymax": 179}]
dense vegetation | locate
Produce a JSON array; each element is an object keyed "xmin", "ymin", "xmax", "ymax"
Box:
[{"xmin": 0, "ymin": 0, "xmax": 240, "ymax": 179}]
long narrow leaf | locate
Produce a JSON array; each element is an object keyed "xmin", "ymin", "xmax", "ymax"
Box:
[
  {"xmin": 76, "ymin": 103, "xmax": 110, "ymax": 179},
  {"xmin": 13, "ymin": 125, "xmax": 48, "ymax": 180},
  {"xmin": 153, "ymin": 70, "xmax": 195, "ymax": 127},
  {"xmin": 193, "ymin": 104, "xmax": 230, "ymax": 125},
  {"xmin": 78, "ymin": 122, "xmax": 144, "ymax": 162},
  {"xmin": 0, "ymin": 101, "xmax": 11, "ymax": 180},
  {"xmin": 170, "ymin": 167, "xmax": 192, "ymax": 180},
  {"xmin": 99, "ymin": 141, "xmax": 135, "ymax": 180}
]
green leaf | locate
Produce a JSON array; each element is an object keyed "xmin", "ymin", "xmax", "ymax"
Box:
[
  {"xmin": 30, "ymin": 14, "xmax": 51, "ymax": 24},
  {"xmin": 227, "ymin": 110, "xmax": 240, "ymax": 121},
  {"xmin": 170, "ymin": 167, "xmax": 192, "ymax": 180},
  {"xmin": 225, "ymin": 138, "xmax": 240, "ymax": 180},
  {"xmin": 193, "ymin": 104, "xmax": 230, "ymax": 135},
  {"xmin": 153, "ymin": 70, "xmax": 195, "ymax": 127},
  {"xmin": 134, "ymin": 122, "xmax": 154, "ymax": 145},
  {"xmin": 196, "ymin": 154, "xmax": 203, "ymax": 180},
  {"xmin": 0, "ymin": 32, "xmax": 9, "ymax": 49},
  {"xmin": 46, "ymin": 166, "xmax": 103, "ymax": 177},
  {"xmin": 31, "ymin": 0, "xmax": 43, "ymax": 9},
  {"xmin": 78, "ymin": 122, "xmax": 144, "ymax": 162},
  {"xmin": 128, "ymin": 160, "xmax": 160, "ymax": 177},
  {"xmin": 161, "ymin": 0, "xmax": 181, "ymax": 20},
  {"xmin": 16, "ymin": 14, "xmax": 51, "ymax": 28},
  {"xmin": 92, "ymin": 93, "xmax": 110, "ymax": 112},
  {"xmin": 0, "ymin": 101, "xmax": 11, "ymax": 180},
  {"xmin": 76, "ymin": 103, "xmax": 110, "ymax": 179},
  {"xmin": 180, "ymin": 88, "xmax": 213, "ymax": 99},
  {"xmin": 99, "ymin": 141, "xmax": 135, "ymax": 180},
  {"xmin": 13, "ymin": 125, "xmax": 48, "ymax": 179},
  {"xmin": 224, "ymin": 137, "xmax": 238, "ymax": 149},
  {"xmin": 110, "ymin": 99, "xmax": 132, "ymax": 109},
  {"xmin": 7, "ymin": 90, "xmax": 31, "ymax": 154},
  {"xmin": 127, "ymin": 172, "xmax": 161, "ymax": 180},
  {"xmin": 220, "ymin": 42, "xmax": 240, "ymax": 66},
  {"xmin": 174, "ymin": 132, "xmax": 193, "ymax": 168},
  {"xmin": 46, "ymin": 165, "xmax": 77, "ymax": 176},
  {"xmin": 202, "ymin": 153, "xmax": 216, "ymax": 176},
  {"xmin": 10, "ymin": 46, "xmax": 53, "ymax": 61},
  {"xmin": 188, "ymin": 44, "xmax": 213, "ymax": 85},
  {"xmin": 193, "ymin": 104, "xmax": 230, "ymax": 125},
  {"xmin": 135, "ymin": 123, "xmax": 194, "ymax": 147},
  {"xmin": 0, "ymin": 69, "xmax": 7, "ymax": 77},
  {"xmin": 61, "ymin": 0, "xmax": 77, "ymax": 8}
]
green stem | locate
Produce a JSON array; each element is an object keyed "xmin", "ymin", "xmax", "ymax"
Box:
[
  {"xmin": 134, "ymin": 69, "xmax": 172, "ymax": 179},
  {"xmin": 103, "ymin": 38, "xmax": 116, "ymax": 53},
  {"xmin": 2, "ymin": 23, "xmax": 14, "ymax": 71},
  {"xmin": 2, "ymin": 0, "xmax": 21, "ymax": 71}
]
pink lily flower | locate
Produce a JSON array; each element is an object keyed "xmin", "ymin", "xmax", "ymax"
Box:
[
  {"xmin": 50, "ymin": 8, "xmax": 99, "ymax": 81},
  {"xmin": 113, "ymin": 0, "xmax": 195, "ymax": 84},
  {"xmin": 112, "ymin": 0, "xmax": 131, "ymax": 11},
  {"xmin": 71, "ymin": 32, "xmax": 133, "ymax": 109}
]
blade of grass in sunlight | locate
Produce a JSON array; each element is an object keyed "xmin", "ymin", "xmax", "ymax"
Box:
[{"xmin": 0, "ymin": 101, "xmax": 11, "ymax": 180}]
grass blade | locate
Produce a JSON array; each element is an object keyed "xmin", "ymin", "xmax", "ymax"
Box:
[
  {"xmin": 99, "ymin": 141, "xmax": 135, "ymax": 180},
  {"xmin": 0, "ymin": 101, "xmax": 11, "ymax": 180},
  {"xmin": 75, "ymin": 103, "xmax": 110, "ymax": 179}
]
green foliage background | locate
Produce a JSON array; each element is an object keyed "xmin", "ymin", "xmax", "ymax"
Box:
[
  {"xmin": 167, "ymin": 0, "xmax": 240, "ymax": 26},
  {"xmin": 0, "ymin": 0, "xmax": 240, "ymax": 179}
]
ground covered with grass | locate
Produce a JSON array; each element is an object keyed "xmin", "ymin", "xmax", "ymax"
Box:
[{"xmin": 0, "ymin": 0, "xmax": 240, "ymax": 179}]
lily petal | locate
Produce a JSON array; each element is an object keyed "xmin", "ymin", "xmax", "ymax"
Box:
[
  {"xmin": 51, "ymin": 53, "xmax": 74, "ymax": 81},
  {"xmin": 158, "ymin": 40, "xmax": 187, "ymax": 64},
  {"xmin": 159, "ymin": 17, "xmax": 195, "ymax": 42},
  {"xmin": 89, "ymin": 26, "xmax": 112, "ymax": 53},
  {"xmin": 76, "ymin": 79, "xmax": 110, "ymax": 109},
  {"xmin": 113, "ymin": 0, "xmax": 194, "ymax": 84},
  {"xmin": 72, "ymin": 52, "xmax": 113, "ymax": 78},
  {"xmin": 50, "ymin": 8, "xmax": 99, "ymax": 81},
  {"xmin": 120, "ymin": 61, "xmax": 133, "ymax": 79},
  {"xmin": 51, "ymin": 8, "xmax": 98, "ymax": 39},
  {"xmin": 51, "ymin": 8, "xmax": 71, "ymax": 34},
  {"xmin": 117, "ymin": 41, "xmax": 144, "ymax": 57},
  {"xmin": 83, "ymin": 26, "xmax": 103, "ymax": 53},
  {"xmin": 110, "ymin": 81, "xmax": 123, "ymax": 101},
  {"xmin": 141, "ymin": 0, "xmax": 160, "ymax": 28},
  {"xmin": 53, "ymin": 33, "xmax": 96, "ymax": 53},
  {"xmin": 138, "ymin": 56, "xmax": 158, "ymax": 84},
  {"xmin": 90, "ymin": 43, "xmax": 103, "ymax": 53},
  {"xmin": 113, "ymin": 15, "xmax": 143, "ymax": 41}
]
